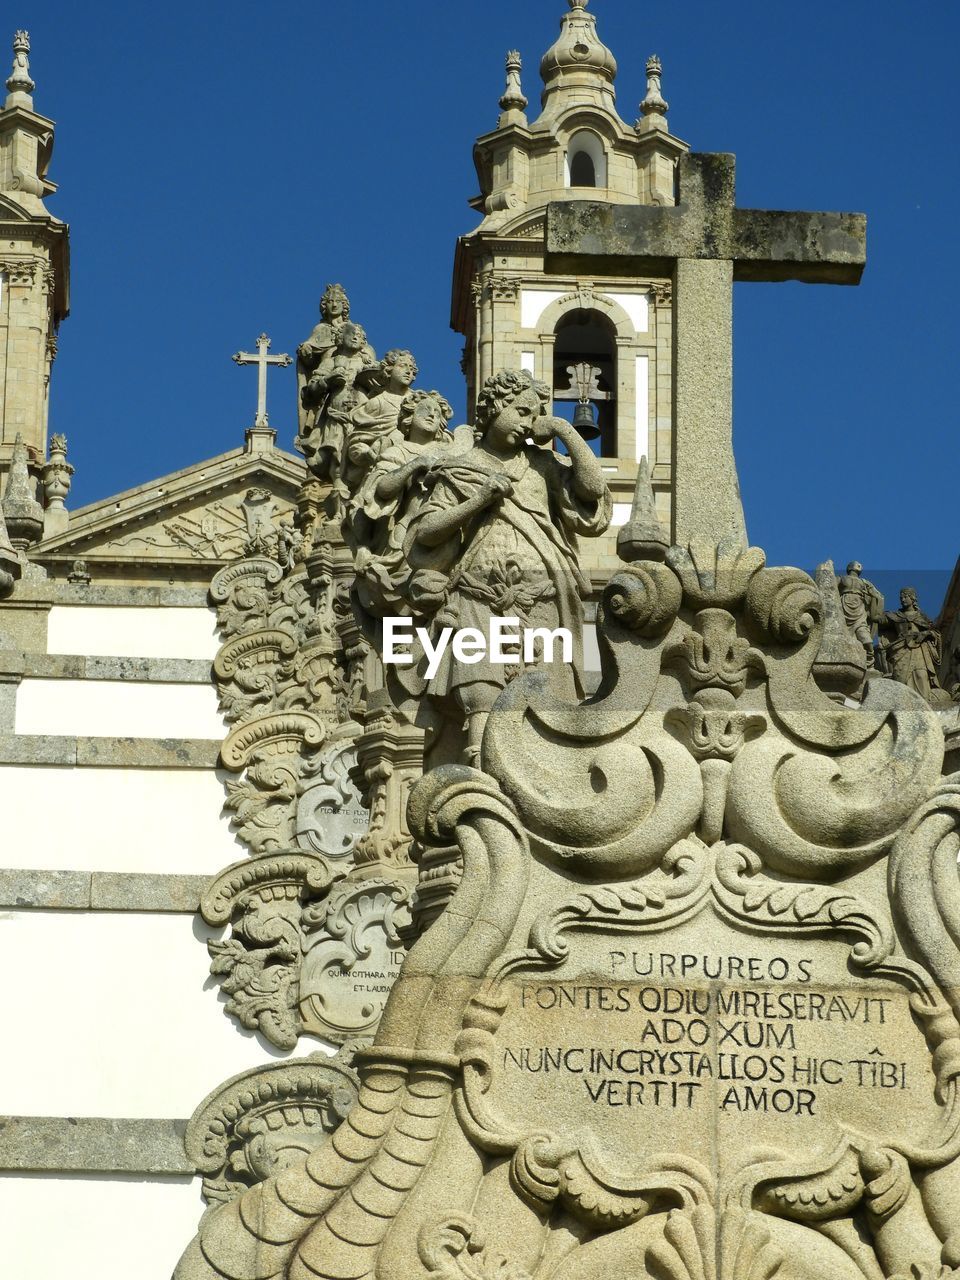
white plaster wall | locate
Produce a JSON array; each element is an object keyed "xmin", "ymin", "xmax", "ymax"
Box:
[
  {"xmin": 2, "ymin": 1175, "xmax": 204, "ymax": 1280},
  {"xmin": 0, "ymin": 912, "xmax": 334, "ymax": 1116},
  {"xmin": 15, "ymin": 679, "xmax": 226, "ymax": 739},
  {"xmin": 636, "ymin": 354, "xmax": 650, "ymax": 460},
  {"xmin": 604, "ymin": 291, "xmax": 648, "ymax": 332},
  {"xmin": 583, "ymin": 623, "xmax": 601, "ymax": 672},
  {"xmin": 520, "ymin": 289, "xmax": 564, "ymax": 329},
  {"xmin": 47, "ymin": 606, "xmax": 219, "ymax": 660},
  {"xmin": 0, "ymin": 766, "xmax": 239, "ymax": 872}
]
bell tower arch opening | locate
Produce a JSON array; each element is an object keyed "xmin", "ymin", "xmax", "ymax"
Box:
[
  {"xmin": 552, "ymin": 308, "xmax": 617, "ymax": 456},
  {"xmin": 564, "ymin": 129, "xmax": 606, "ymax": 188}
]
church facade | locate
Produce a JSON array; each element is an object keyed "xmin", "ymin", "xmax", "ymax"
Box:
[{"xmin": 3, "ymin": 6, "xmax": 960, "ymax": 1279}]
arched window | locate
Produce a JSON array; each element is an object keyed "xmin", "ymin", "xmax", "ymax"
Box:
[
  {"xmin": 565, "ymin": 130, "xmax": 607, "ymax": 188},
  {"xmin": 552, "ymin": 309, "xmax": 617, "ymax": 456},
  {"xmin": 569, "ymin": 149, "xmax": 596, "ymax": 187}
]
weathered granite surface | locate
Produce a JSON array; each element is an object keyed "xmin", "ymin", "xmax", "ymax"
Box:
[
  {"xmin": 0, "ymin": 869, "xmax": 210, "ymax": 911},
  {"xmin": 176, "ymin": 531, "xmax": 960, "ymax": 1279},
  {"xmin": 546, "ymin": 155, "xmax": 866, "ymax": 283},
  {"xmin": 0, "ymin": 1116, "xmax": 191, "ymax": 1173}
]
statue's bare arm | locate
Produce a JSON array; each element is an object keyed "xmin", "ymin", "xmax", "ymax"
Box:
[{"xmin": 532, "ymin": 416, "xmax": 606, "ymax": 503}]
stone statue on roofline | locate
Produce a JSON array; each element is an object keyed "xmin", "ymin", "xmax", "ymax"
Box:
[
  {"xmin": 836, "ymin": 560, "xmax": 884, "ymax": 668},
  {"xmin": 339, "ymin": 348, "xmax": 418, "ymax": 498},
  {"xmin": 296, "ymin": 283, "xmax": 350, "ymax": 420},
  {"xmin": 879, "ymin": 585, "xmax": 954, "ymax": 707}
]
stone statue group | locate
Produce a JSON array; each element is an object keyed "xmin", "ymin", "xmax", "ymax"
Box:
[
  {"xmin": 295, "ymin": 283, "xmax": 612, "ymax": 765},
  {"xmin": 837, "ymin": 561, "xmax": 955, "ymax": 707}
]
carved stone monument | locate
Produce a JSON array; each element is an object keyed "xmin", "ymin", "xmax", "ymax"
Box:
[
  {"xmin": 172, "ymin": 6, "xmax": 960, "ymax": 1278},
  {"xmin": 178, "ymin": 519, "xmax": 960, "ymax": 1279}
]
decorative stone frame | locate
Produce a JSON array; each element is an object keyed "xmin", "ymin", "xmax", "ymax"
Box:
[
  {"xmin": 519, "ymin": 288, "xmax": 658, "ymax": 465},
  {"xmin": 563, "ymin": 127, "xmax": 608, "ymax": 189}
]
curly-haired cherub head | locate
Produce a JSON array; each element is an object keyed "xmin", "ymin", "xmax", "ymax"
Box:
[
  {"xmin": 399, "ymin": 389, "xmax": 453, "ymax": 445},
  {"xmin": 378, "ymin": 348, "xmax": 418, "ymax": 392}
]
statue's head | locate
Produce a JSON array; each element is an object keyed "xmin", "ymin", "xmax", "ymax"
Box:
[
  {"xmin": 476, "ymin": 369, "xmax": 550, "ymax": 448},
  {"xmin": 320, "ymin": 283, "xmax": 349, "ymax": 321},
  {"xmin": 900, "ymin": 587, "xmax": 918, "ymax": 609},
  {"xmin": 340, "ymin": 322, "xmax": 367, "ymax": 352},
  {"xmin": 379, "ymin": 349, "xmax": 418, "ymax": 390},
  {"xmin": 400, "ymin": 389, "xmax": 453, "ymax": 444},
  {"xmin": 847, "ymin": 561, "xmax": 863, "ymax": 576}
]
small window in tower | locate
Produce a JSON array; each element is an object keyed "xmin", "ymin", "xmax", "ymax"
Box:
[
  {"xmin": 570, "ymin": 150, "xmax": 596, "ymax": 187},
  {"xmin": 565, "ymin": 130, "xmax": 607, "ymax": 188}
]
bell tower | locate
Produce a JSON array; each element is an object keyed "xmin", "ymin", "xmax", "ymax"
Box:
[
  {"xmin": 0, "ymin": 30, "xmax": 70, "ymax": 484},
  {"xmin": 451, "ymin": 0, "xmax": 687, "ymax": 536}
]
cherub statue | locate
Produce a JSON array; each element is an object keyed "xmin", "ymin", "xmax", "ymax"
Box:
[
  {"xmin": 348, "ymin": 389, "xmax": 457, "ymax": 619},
  {"xmin": 300, "ymin": 317, "xmax": 376, "ymax": 442},
  {"xmin": 340, "ymin": 349, "xmax": 418, "ymax": 499}
]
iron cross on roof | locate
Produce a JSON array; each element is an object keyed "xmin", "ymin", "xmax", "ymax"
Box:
[{"xmin": 232, "ymin": 333, "xmax": 292, "ymax": 429}]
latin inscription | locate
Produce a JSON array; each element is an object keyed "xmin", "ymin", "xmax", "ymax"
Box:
[
  {"xmin": 327, "ymin": 949, "xmax": 406, "ymax": 995},
  {"xmin": 500, "ymin": 950, "xmax": 911, "ymax": 1118}
]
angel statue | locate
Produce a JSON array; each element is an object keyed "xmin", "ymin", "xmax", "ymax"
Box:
[{"xmin": 402, "ymin": 368, "xmax": 611, "ymax": 765}]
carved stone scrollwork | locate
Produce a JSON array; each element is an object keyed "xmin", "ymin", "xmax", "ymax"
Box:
[
  {"xmin": 184, "ymin": 1051, "xmax": 359, "ymax": 1207},
  {"xmin": 417, "ymin": 1215, "xmax": 533, "ymax": 1280},
  {"xmin": 299, "ymin": 878, "xmax": 413, "ymax": 1043},
  {"xmin": 177, "ymin": 526, "xmax": 960, "ymax": 1280},
  {"xmin": 202, "ymin": 850, "xmax": 340, "ymax": 1049}
]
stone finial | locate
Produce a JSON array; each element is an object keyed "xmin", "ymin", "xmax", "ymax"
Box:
[
  {"xmin": 5, "ymin": 30, "xmax": 35, "ymax": 108},
  {"xmin": 0, "ymin": 503, "xmax": 21, "ymax": 597},
  {"xmin": 497, "ymin": 51, "xmax": 528, "ymax": 126},
  {"xmin": 42, "ymin": 432, "xmax": 74, "ymax": 537},
  {"xmin": 1, "ymin": 433, "xmax": 43, "ymax": 549},
  {"xmin": 617, "ymin": 456, "xmax": 669, "ymax": 562},
  {"xmin": 637, "ymin": 53, "xmax": 669, "ymax": 133}
]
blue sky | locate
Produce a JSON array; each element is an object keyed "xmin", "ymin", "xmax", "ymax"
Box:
[{"xmin": 17, "ymin": 1, "xmax": 960, "ymax": 610}]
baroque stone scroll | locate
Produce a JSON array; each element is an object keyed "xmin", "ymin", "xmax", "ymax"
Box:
[
  {"xmin": 205, "ymin": 523, "xmax": 416, "ymax": 1052},
  {"xmin": 179, "ymin": 530, "xmax": 960, "ymax": 1280}
]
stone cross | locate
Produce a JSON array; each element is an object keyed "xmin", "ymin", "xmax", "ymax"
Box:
[
  {"xmin": 232, "ymin": 333, "xmax": 292, "ymax": 430},
  {"xmin": 546, "ymin": 153, "xmax": 866, "ymax": 546}
]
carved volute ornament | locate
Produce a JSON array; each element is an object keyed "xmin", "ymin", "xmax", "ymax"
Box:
[{"xmin": 178, "ymin": 524, "xmax": 960, "ymax": 1279}]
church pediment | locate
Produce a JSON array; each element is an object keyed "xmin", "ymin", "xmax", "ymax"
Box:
[{"xmin": 33, "ymin": 443, "xmax": 306, "ymax": 583}]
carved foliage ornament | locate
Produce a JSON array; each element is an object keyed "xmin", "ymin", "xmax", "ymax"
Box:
[
  {"xmin": 204, "ymin": 539, "xmax": 385, "ymax": 1050},
  {"xmin": 179, "ymin": 534, "xmax": 960, "ymax": 1279}
]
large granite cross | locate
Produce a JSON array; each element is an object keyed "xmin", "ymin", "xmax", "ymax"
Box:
[{"xmin": 546, "ymin": 153, "xmax": 866, "ymax": 545}]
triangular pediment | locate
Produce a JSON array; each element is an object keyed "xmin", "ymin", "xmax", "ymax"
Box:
[{"xmin": 34, "ymin": 443, "xmax": 306, "ymax": 584}]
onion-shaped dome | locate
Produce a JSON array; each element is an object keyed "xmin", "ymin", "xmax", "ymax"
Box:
[{"xmin": 540, "ymin": 0, "xmax": 617, "ymax": 95}]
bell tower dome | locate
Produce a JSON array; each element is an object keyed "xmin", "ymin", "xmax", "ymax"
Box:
[{"xmin": 451, "ymin": 1, "xmax": 687, "ymax": 556}]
